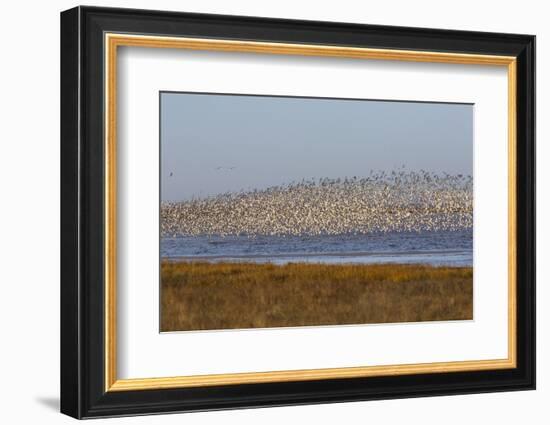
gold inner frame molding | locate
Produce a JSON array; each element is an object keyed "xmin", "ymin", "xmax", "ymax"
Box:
[{"xmin": 104, "ymin": 33, "xmax": 517, "ymax": 392}]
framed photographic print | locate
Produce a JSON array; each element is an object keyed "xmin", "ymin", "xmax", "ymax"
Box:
[{"xmin": 60, "ymin": 6, "xmax": 536, "ymax": 419}]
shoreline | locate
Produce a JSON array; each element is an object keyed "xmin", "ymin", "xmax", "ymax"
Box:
[
  {"xmin": 162, "ymin": 248, "xmax": 472, "ymax": 267},
  {"xmin": 164, "ymin": 248, "xmax": 469, "ymax": 260}
]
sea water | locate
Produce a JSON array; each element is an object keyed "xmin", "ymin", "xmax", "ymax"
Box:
[{"xmin": 161, "ymin": 229, "xmax": 472, "ymax": 267}]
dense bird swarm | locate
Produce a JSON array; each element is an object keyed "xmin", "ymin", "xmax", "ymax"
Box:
[{"xmin": 161, "ymin": 171, "xmax": 473, "ymax": 237}]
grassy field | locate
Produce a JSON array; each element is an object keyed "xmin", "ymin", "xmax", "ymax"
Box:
[{"xmin": 160, "ymin": 261, "xmax": 473, "ymax": 332}]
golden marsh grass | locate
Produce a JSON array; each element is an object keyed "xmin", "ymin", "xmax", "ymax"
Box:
[{"xmin": 160, "ymin": 261, "xmax": 472, "ymax": 331}]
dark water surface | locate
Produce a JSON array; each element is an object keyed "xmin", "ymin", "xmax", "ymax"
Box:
[{"xmin": 161, "ymin": 230, "xmax": 472, "ymax": 267}]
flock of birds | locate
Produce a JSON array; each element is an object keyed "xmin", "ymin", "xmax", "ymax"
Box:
[{"xmin": 161, "ymin": 170, "xmax": 473, "ymax": 238}]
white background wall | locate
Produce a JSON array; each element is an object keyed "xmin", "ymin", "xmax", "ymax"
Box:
[{"xmin": 0, "ymin": 0, "xmax": 545, "ymax": 423}]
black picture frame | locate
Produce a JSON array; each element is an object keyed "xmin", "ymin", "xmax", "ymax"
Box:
[{"xmin": 61, "ymin": 5, "xmax": 535, "ymax": 419}]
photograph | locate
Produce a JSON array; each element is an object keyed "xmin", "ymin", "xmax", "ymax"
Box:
[
  {"xmin": 160, "ymin": 92, "xmax": 474, "ymax": 332},
  {"xmin": 58, "ymin": 5, "xmax": 535, "ymax": 419}
]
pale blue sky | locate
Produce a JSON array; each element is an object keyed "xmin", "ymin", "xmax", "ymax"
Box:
[{"xmin": 161, "ymin": 92, "xmax": 473, "ymax": 201}]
